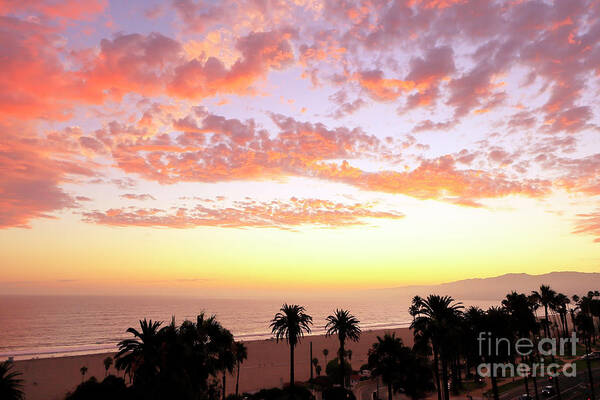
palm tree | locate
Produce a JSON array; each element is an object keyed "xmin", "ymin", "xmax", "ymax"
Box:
[
  {"xmin": 531, "ymin": 285, "xmax": 557, "ymax": 337},
  {"xmin": 234, "ymin": 341, "xmax": 248, "ymax": 399},
  {"xmin": 403, "ymin": 353, "xmax": 435, "ymax": 400},
  {"xmin": 175, "ymin": 313, "xmax": 235, "ymax": 398},
  {"xmin": 192, "ymin": 315, "xmax": 235, "ymax": 400},
  {"xmin": 483, "ymin": 307, "xmax": 513, "ymax": 400},
  {"xmin": 0, "ymin": 361, "xmax": 24, "ymax": 400},
  {"xmin": 411, "ymin": 295, "xmax": 463, "ymax": 400},
  {"xmin": 575, "ymin": 312, "xmax": 596, "ymax": 400},
  {"xmin": 502, "ymin": 292, "xmax": 539, "ymax": 398},
  {"xmin": 531, "ymin": 286, "xmax": 564, "ymax": 399},
  {"xmin": 551, "ymin": 293, "xmax": 570, "ymax": 337},
  {"xmin": 103, "ymin": 356, "xmax": 113, "ymax": 377},
  {"xmin": 80, "ymin": 366, "xmax": 88, "ymax": 383},
  {"xmin": 323, "ymin": 348, "xmax": 329, "ymax": 366},
  {"xmin": 576, "ymin": 292, "xmax": 599, "ymax": 344},
  {"xmin": 368, "ymin": 333, "xmax": 406, "ymax": 400},
  {"xmin": 409, "ymin": 296, "xmax": 422, "ymax": 322},
  {"xmin": 325, "ymin": 309, "xmax": 361, "ymax": 387},
  {"xmin": 270, "ymin": 304, "xmax": 313, "ymax": 387},
  {"xmin": 115, "ymin": 319, "xmax": 163, "ymax": 384},
  {"xmin": 368, "ymin": 333, "xmax": 431, "ymax": 400}
]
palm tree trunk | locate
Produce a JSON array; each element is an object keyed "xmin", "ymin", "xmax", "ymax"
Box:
[
  {"xmin": 387, "ymin": 383, "xmax": 393, "ymax": 400},
  {"xmin": 530, "ymin": 352, "xmax": 539, "ymax": 400},
  {"xmin": 290, "ymin": 344, "xmax": 295, "ymax": 387},
  {"xmin": 585, "ymin": 338, "xmax": 596, "ymax": 400},
  {"xmin": 433, "ymin": 347, "xmax": 442, "ymax": 400},
  {"xmin": 491, "ymin": 375, "xmax": 499, "ymax": 400},
  {"xmin": 544, "ymin": 305, "xmax": 549, "ymax": 337},
  {"xmin": 339, "ymin": 339, "xmax": 345, "ymax": 388},
  {"xmin": 532, "ymin": 375, "xmax": 539, "ymax": 400},
  {"xmin": 550, "ymin": 354, "xmax": 561, "ymax": 400},
  {"xmin": 223, "ymin": 374, "xmax": 227, "ymax": 400},
  {"xmin": 441, "ymin": 355, "xmax": 450, "ymax": 400},
  {"xmin": 236, "ymin": 362, "xmax": 240, "ymax": 398},
  {"xmin": 522, "ymin": 355, "xmax": 530, "ymax": 396}
]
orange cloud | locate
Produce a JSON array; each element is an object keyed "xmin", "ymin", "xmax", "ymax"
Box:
[
  {"xmin": 82, "ymin": 198, "xmax": 404, "ymax": 229},
  {"xmin": 0, "ymin": 22, "xmax": 297, "ymax": 121},
  {"xmin": 357, "ymin": 70, "xmax": 417, "ymax": 101},
  {"xmin": 98, "ymin": 112, "xmax": 553, "ymax": 206},
  {"xmin": 309, "ymin": 156, "xmax": 550, "ymax": 202},
  {"xmin": 573, "ymin": 210, "xmax": 600, "ymax": 243},
  {"xmin": 0, "ymin": 0, "xmax": 107, "ymax": 21},
  {"xmin": 168, "ymin": 29, "xmax": 296, "ymax": 99},
  {"xmin": 0, "ymin": 17, "xmax": 101, "ymax": 120},
  {"xmin": 0, "ymin": 124, "xmax": 97, "ymax": 228},
  {"xmin": 83, "ymin": 33, "xmax": 182, "ymax": 100}
]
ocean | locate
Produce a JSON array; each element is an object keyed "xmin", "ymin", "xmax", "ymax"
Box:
[{"xmin": 0, "ymin": 295, "xmax": 498, "ymax": 361}]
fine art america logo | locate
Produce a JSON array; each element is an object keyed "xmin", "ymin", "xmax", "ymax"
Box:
[{"xmin": 476, "ymin": 332, "xmax": 579, "ymax": 378}]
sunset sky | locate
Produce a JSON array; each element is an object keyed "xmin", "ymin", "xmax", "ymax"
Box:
[{"xmin": 1, "ymin": 0, "xmax": 600, "ymax": 296}]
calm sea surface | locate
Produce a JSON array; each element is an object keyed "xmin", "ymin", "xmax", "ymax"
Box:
[{"xmin": 0, "ymin": 295, "xmax": 498, "ymax": 360}]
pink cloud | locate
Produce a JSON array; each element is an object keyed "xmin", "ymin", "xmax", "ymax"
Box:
[
  {"xmin": 168, "ymin": 29, "xmax": 296, "ymax": 99},
  {"xmin": 0, "ymin": 0, "xmax": 107, "ymax": 21},
  {"xmin": 0, "ymin": 125, "xmax": 97, "ymax": 228},
  {"xmin": 82, "ymin": 197, "xmax": 404, "ymax": 229},
  {"xmin": 573, "ymin": 210, "xmax": 600, "ymax": 243},
  {"xmin": 120, "ymin": 193, "xmax": 156, "ymax": 201}
]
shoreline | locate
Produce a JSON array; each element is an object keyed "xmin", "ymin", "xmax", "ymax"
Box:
[
  {"xmin": 14, "ymin": 326, "xmax": 413, "ymax": 400},
  {"xmin": 2, "ymin": 322, "xmax": 412, "ymax": 362}
]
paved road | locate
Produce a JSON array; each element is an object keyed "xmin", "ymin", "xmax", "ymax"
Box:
[{"xmin": 499, "ymin": 367, "xmax": 599, "ymax": 400}]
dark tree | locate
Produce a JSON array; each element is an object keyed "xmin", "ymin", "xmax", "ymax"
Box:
[
  {"xmin": 270, "ymin": 304, "xmax": 313, "ymax": 387},
  {"xmin": 325, "ymin": 309, "xmax": 361, "ymax": 387},
  {"xmin": 0, "ymin": 361, "xmax": 24, "ymax": 400}
]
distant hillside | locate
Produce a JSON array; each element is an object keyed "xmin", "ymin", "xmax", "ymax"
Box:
[{"xmin": 376, "ymin": 271, "xmax": 600, "ymax": 301}]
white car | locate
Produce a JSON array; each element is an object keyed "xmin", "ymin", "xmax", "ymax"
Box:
[{"xmin": 580, "ymin": 351, "xmax": 600, "ymax": 360}]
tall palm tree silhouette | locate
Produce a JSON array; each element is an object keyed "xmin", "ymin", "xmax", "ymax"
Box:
[
  {"xmin": 191, "ymin": 313, "xmax": 235, "ymax": 400},
  {"xmin": 411, "ymin": 295, "xmax": 463, "ymax": 400},
  {"xmin": 270, "ymin": 304, "xmax": 313, "ymax": 387},
  {"xmin": 531, "ymin": 285, "xmax": 562, "ymax": 399},
  {"xmin": 409, "ymin": 295, "xmax": 422, "ymax": 322},
  {"xmin": 177, "ymin": 313, "xmax": 235, "ymax": 397},
  {"xmin": 0, "ymin": 361, "xmax": 24, "ymax": 400},
  {"xmin": 234, "ymin": 341, "xmax": 248, "ymax": 398},
  {"xmin": 531, "ymin": 285, "xmax": 556, "ymax": 337},
  {"xmin": 502, "ymin": 292, "xmax": 539, "ymax": 398},
  {"xmin": 115, "ymin": 319, "xmax": 163, "ymax": 384},
  {"xmin": 575, "ymin": 311, "xmax": 596, "ymax": 400},
  {"xmin": 368, "ymin": 333, "xmax": 417, "ymax": 400},
  {"xmin": 551, "ymin": 293, "xmax": 570, "ymax": 337},
  {"xmin": 483, "ymin": 307, "xmax": 513, "ymax": 400},
  {"xmin": 325, "ymin": 309, "xmax": 361, "ymax": 387}
]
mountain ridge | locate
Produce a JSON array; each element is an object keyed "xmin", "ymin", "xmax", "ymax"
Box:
[{"xmin": 376, "ymin": 271, "xmax": 600, "ymax": 301}]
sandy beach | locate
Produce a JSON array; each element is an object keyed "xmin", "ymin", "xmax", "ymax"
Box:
[{"xmin": 14, "ymin": 327, "xmax": 412, "ymax": 400}]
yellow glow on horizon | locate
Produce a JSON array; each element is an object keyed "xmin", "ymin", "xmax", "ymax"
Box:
[{"xmin": 1, "ymin": 192, "xmax": 598, "ymax": 296}]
